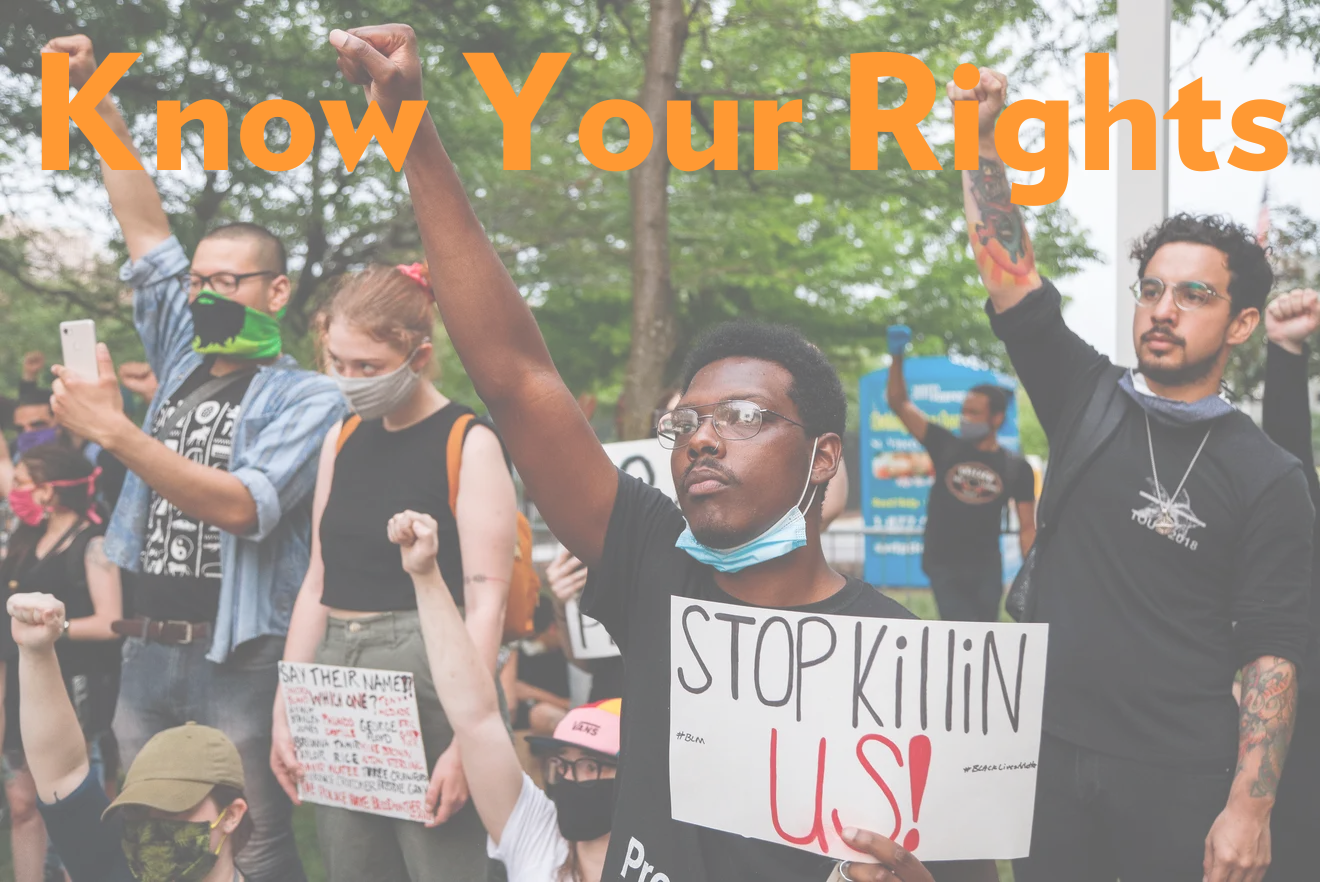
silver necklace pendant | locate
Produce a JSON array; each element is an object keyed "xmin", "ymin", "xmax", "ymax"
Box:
[{"xmin": 1153, "ymin": 511, "xmax": 1176, "ymax": 536}]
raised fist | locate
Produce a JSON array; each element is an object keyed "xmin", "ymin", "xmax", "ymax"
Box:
[
  {"xmin": 8, "ymin": 593, "xmax": 66, "ymax": 652},
  {"xmin": 21, "ymin": 351, "xmax": 45, "ymax": 383},
  {"xmin": 118, "ymin": 361, "xmax": 159, "ymax": 400},
  {"xmin": 328, "ymin": 25, "xmax": 423, "ymax": 123},
  {"xmin": 946, "ymin": 66, "xmax": 1008, "ymax": 137},
  {"xmin": 42, "ymin": 35, "xmax": 99, "ymax": 90},
  {"xmin": 1266, "ymin": 288, "xmax": 1320, "ymax": 355},
  {"xmin": 388, "ymin": 509, "xmax": 441, "ymax": 578}
]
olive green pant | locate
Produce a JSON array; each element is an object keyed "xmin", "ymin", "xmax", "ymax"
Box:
[{"xmin": 314, "ymin": 611, "xmax": 488, "ymax": 882}]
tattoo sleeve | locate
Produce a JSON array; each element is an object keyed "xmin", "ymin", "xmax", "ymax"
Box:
[
  {"xmin": 964, "ymin": 158, "xmax": 1040, "ymax": 294},
  {"xmin": 1235, "ymin": 655, "xmax": 1297, "ymax": 801}
]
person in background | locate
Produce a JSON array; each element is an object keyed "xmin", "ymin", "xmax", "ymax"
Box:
[
  {"xmin": 391, "ymin": 509, "xmax": 619, "ymax": 882},
  {"xmin": 43, "ymin": 34, "xmax": 346, "ymax": 882},
  {"xmin": 270, "ymin": 263, "xmax": 516, "ymax": 882},
  {"xmin": 8, "ymin": 592, "xmax": 251, "ymax": 882},
  {"xmin": 504, "ymin": 596, "xmax": 572, "ymax": 737},
  {"xmin": 1259, "ymin": 288, "xmax": 1320, "ymax": 882},
  {"xmin": 954, "ymin": 67, "xmax": 1310, "ymax": 882},
  {"xmin": 328, "ymin": 22, "xmax": 991, "ymax": 882},
  {"xmin": 0, "ymin": 444, "xmax": 122, "ymax": 882},
  {"xmin": 885, "ymin": 325, "xmax": 1036, "ymax": 622}
]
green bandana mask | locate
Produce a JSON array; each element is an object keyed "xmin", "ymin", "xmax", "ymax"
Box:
[
  {"xmin": 190, "ymin": 289, "xmax": 283, "ymax": 359},
  {"xmin": 122, "ymin": 813, "xmax": 227, "ymax": 882}
]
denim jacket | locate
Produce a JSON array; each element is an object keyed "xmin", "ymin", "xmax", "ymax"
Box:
[{"xmin": 103, "ymin": 236, "xmax": 348, "ymax": 664}]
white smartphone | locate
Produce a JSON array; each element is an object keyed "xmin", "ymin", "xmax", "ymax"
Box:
[{"xmin": 60, "ymin": 319, "xmax": 99, "ymax": 379}]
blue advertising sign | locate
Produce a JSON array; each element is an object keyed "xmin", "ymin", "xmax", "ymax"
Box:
[{"xmin": 859, "ymin": 356, "xmax": 1021, "ymax": 588}]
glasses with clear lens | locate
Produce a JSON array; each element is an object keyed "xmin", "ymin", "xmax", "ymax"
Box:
[
  {"xmin": 185, "ymin": 270, "xmax": 278, "ymax": 297},
  {"xmin": 545, "ymin": 756, "xmax": 613, "ymax": 784},
  {"xmin": 1130, "ymin": 277, "xmax": 1226, "ymax": 311},
  {"xmin": 655, "ymin": 400, "xmax": 803, "ymax": 450}
]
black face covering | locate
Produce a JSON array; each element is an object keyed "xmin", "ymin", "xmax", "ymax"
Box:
[{"xmin": 549, "ymin": 778, "xmax": 616, "ymax": 842}]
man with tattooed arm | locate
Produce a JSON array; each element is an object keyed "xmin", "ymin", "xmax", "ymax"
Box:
[{"xmin": 949, "ymin": 69, "xmax": 1312, "ymax": 882}]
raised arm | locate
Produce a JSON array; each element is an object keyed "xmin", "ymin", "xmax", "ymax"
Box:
[
  {"xmin": 42, "ymin": 36, "xmax": 171, "ymax": 261},
  {"xmin": 1263, "ymin": 290, "xmax": 1319, "ymax": 487},
  {"xmin": 327, "ymin": 25, "xmax": 617, "ymax": 566},
  {"xmin": 390, "ymin": 510, "xmax": 525, "ymax": 845},
  {"xmin": 885, "ymin": 327, "xmax": 928, "ymax": 442},
  {"xmin": 945, "ymin": 68, "xmax": 1041, "ymax": 314},
  {"xmin": 8, "ymin": 595, "xmax": 88, "ymax": 804}
]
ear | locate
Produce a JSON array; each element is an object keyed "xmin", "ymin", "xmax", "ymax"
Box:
[
  {"xmin": 409, "ymin": 340, "xmax": 433, "ymax": 373},
  {"xmin": 1227, "ymin": 306, "xmax": 1260, "ymax": 346},
  {"xmin": 220, "ymin": 799, "xmax": 247, "ymax": 836},
  {"xmin": 266, "ymin": 275, "xmax": 292, "ymax": 314},
  {"xmin": 811, "ymin": 433, "xmax": 844, "ymax": 486}
]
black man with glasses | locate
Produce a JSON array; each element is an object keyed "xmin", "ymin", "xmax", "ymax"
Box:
[
  {"xmin": 954, "ymin": 64, "xmax": 1312, "ymax": 882},
  {"xmin": 41, "ymin": 34, "xmax": 345, "ymax": 882}
]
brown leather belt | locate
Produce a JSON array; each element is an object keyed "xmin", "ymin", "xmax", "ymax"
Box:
[{"xmin": 111, "ymin": 618, "xmax": 212, "ymax": 646}]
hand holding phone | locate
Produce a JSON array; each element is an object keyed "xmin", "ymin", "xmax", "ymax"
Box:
[{"xmin": 59, "ymin": 320, "xmax": 99, "ymax": 380}]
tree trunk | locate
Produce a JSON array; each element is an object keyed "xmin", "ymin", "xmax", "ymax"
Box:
[{"xmin": 619, "ymin": 0, "xmax": 689, "ymax": 440}]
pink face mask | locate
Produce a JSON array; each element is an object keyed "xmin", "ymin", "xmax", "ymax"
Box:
[
  {"xmin": 7, "ymin": 487, "xmax": 46, "ymax": 526},
  {"xmin": 7, "ymin": 467, "xmax": 103, "ymax": 527}
]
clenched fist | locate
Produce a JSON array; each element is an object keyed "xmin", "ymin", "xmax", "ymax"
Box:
[
  {"xmin": 42, "ymin": 34, "xmax": 99, "ymax": 89},
  {"xmin": 327, "ymin": 25, "xmax": 423, "ymax": 123},
  {"xmin": 945, "ymin": 66, "xmax": 1008, "ymax": 138},
  {"xmin": 1266, "ymin": 289, "xmax": 1320, "ymax": 355}
]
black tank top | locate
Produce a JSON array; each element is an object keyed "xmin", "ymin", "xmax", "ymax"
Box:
[{"xmin": 320, "ymin": 403, "xmax": 475, "ymax": 611}]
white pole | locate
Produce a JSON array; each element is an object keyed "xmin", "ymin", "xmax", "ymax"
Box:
[{"xmin": 1115, "ymin": 0, "xmax": 1171, "ymax": 367}]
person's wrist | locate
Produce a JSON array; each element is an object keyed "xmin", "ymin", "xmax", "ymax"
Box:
[
  {"xmin": 1270, "ymin": 336, "xmax": 1305, "ymax": 356},
  {"xmin": 1225, "ymin": 789, "xmax": 1274, "ymax": 818},
  {"xmin": 98, "ymin": 411, "xmax": 136, "ymax": 452}
]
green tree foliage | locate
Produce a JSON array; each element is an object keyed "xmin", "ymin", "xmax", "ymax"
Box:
[{"xmin": 1, "ymin": 0, "xmax": 1097, "ymax": 424}]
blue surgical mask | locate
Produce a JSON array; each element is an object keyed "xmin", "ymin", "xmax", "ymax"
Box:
[
  {"xmin": 958, "ymin": 419, "xmax": 992, "ymax": 442},
  {"xmin": 675, "ymin": 438, "xmax": 820, "ymax": 573}
]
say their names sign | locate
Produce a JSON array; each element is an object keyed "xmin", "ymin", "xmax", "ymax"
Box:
[
  {"xmin": 279, "ymin": 662, "xmax": 431, "ymax": 823},
  {"xmin": 669, "ymin": 598, "xmax": 1048, "ymax": 861}
]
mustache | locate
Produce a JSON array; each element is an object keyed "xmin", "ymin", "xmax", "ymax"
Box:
[
  {"xmin": 1141, "ymin": 326, "xmax": 1185, "ymax": 347},
  {"xmin": 682, "ymin": 458, "xmax": 738, "ymax": 485}
]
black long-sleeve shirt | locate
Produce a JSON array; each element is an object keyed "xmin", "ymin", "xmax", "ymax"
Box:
[
  {"xmin": 988, "ymin": 281, "xmax": 1313, "ymax": 763},
  {"xmin": 1262, "ymin": 342, "xmax": 1320, "ymax": 697}
]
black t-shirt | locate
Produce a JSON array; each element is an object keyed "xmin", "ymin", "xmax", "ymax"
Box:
[
  {"xmin": 582, "ymin": 470, "xmax": 917, "ymax": 882},
  {"xmin": 39, "ymin": 770, "xmax": 133, "ymax": 882},
  {"xmin": 920, "ymin": 425, "xmax": 1035, "ymax": 566},
  {"xmin": 320, "ymin": 403, "xmax": 476, "ymax": 611},
  {"xmin": 988, "ymin": 280, "xmax": 1314, "ymax": 765},
  {"xmin": 136, "ymin": 362, "xmax": 253, "ymax": 623}
]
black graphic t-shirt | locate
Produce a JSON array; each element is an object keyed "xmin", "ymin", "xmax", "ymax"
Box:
[
  {"xmin": 136, "ymin": 362, "xmax": 253, "ymax": 623},
  {"xmin": 920, "ymin": 425, "xmax": 1035, "ymax": 567},
  {"xmin": 987, "ymin": 280, "xmax": 1314, "ymax": 766},
  {"xmin": 582, "ymin": 471, "xmax": 916, "ymax": 882}
]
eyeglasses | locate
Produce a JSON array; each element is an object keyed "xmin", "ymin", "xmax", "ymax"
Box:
[
  {"xmin": 1130, "ymin": 277, "xmax": 1230, "ymax": 312},
  {"xmin": 655, "ymin": 400, "xmax": 806, "ymax": 450},
  {"xmin": 545, "ymin": 755, "xmax": 614, "ymax": 783},
  {"xmin": 184, "ymin": 270, "xmax": 280, "ymax": 297}
]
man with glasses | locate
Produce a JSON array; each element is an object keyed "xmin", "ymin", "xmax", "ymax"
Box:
[
  {"xmin": 39, "ymin": 35, "xmax": 345, "ymax": 882},
  {"xmin": 331, "ymin": 22, "xmax": 991, "ymax": 882},
  {"xmin": 952, "ymin": 68, "xmax": 1312, "ymax": 882}
]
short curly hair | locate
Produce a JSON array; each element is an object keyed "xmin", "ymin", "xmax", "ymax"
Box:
[
  {"xmin": 1130, "ymin": 213, "xmax": 1272, "ymax": 314},
  {"xmin": 680, "ymin": 322, "xmax": 846, "ymax": 439}
]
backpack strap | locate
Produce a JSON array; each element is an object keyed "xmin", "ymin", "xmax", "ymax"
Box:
[
  {"xmin": 335, "ymin": 416, "xmax": 362, "ymax": 456},
  {"xmin": 447, "ymin": 413, "xmax": 477, "ymax": 514}
]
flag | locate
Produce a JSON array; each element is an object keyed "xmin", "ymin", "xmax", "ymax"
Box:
[{"xmin": 1256, "ymin": 181, "xmax": 1270, "ymax": 246}]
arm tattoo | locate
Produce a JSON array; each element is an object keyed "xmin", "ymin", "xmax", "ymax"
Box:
[
  {"xmin": 968, "ymin": 158, "xmax": 1032, "ymax": 270},
  {"xmin": 463, "ymin": 574, "xmax": 509, "ymax": 585},
  {"xmin": 85, "ymin": 537, "xmax": 115, "ymax": 573},
  {"xmin": 1236, "ymin": 656, "xmax": 1297, "ymax": 800}
]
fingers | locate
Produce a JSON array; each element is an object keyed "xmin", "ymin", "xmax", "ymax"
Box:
[
  {"xmin": 6, "ymin": 593, "xmax": 65, "ymax": 626},
  {"xmin": 328, "ymin": 26, "xmax": 409, "ymax": 87},
  {"xmin": 388, "ymin": 510, "xmax": 439, "ymax": 547},
  {"xmin": 431, "ymin": 780, "xmax": 466, "ymax": 826},
  {"xmin": 42, "ymin": 35, "xmax": 90, "ymax": 55},
  {"xmin": 840, "ymin": 828, "xmax": 934, "ymax": 882},
  {"xmin": 270, "ymin": 743, "xmax": 304, "ymax": 804},
  {"xmin": 95, "ymin": 342, "xmax": 115, "ymax": 380},
  {"xmin": 423, "ymin": 766, "xmax": 445, "ymax": 826}
]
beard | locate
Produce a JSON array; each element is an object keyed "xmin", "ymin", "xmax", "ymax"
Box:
[{"xmin": 1137, "ymin": 344, "xmax": 1223, "ymax": 388}]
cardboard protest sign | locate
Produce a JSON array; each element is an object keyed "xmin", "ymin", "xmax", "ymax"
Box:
[
  {"xmin": 669, "ymin": 598, "xmax": 1048, "ymax": 862},
  {"xmin": 279, "ymin": 662, "xmax": 431, "ymax": 823},
  {"xmin": 565, "ymin": 596, "xmax": 621, "ymax": 660},
  {"xmin": 602, "ymin": 439, "xmax": 677, "ymax": 500}
]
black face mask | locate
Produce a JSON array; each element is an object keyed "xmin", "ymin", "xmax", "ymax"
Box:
[{"xmin": 548, "ymin": 778, "xmax": 616, "ymax": 842}]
